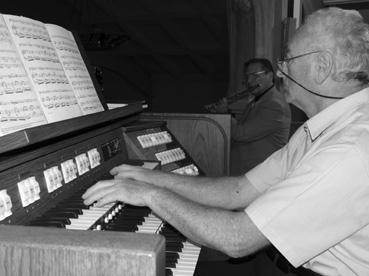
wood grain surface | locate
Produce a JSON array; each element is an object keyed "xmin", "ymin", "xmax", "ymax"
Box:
[{"xmin": 0, "ymin": 225, "xmax": 165, "ymax": 276}]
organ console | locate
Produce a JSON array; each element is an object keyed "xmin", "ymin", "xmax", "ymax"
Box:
[{"xmin": 0, "ymin": 103, "xmax": 208, "ymax": 276}]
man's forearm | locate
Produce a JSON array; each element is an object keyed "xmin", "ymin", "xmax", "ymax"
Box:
[
  {"xmin": 145, "ymin": 187, "xmax": 269, "ymax": 257},
  {"xmin": 147, "ymin": 172, "xmax": 259, "ymax": 210}
]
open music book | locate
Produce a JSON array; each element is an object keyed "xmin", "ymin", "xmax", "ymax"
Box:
[{"xmin": 0, "ymin": 14, "xmax": 105, "ymax": 136}]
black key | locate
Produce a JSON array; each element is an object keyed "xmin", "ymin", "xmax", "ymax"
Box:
[
  {"xmin": 42, "ymin": 211, "xmax": 78, "ymax": 219},
  {"xmin": 32, "ymin": 217, "xmax": 71, "ymax": 225},
  {"xmin": 28, "ymin": 220, "xmax": 65, "ymax": 228}
]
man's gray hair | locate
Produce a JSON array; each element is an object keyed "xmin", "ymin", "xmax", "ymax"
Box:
[{"xmin": 300, "ymin": 7, "xmax": 369, "ymax": 84}]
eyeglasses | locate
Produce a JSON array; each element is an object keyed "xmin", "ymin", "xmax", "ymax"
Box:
[
  {"xmin": 277, "ymin": 50, "xmax": 322, "ymax": 69},
  {"xmin": 245, "ymin": 70, "xmax": 266, "ymax": 79},
  {"xmin": 242, "ymin": 70, "xmax": 267, "ymax": 85}
]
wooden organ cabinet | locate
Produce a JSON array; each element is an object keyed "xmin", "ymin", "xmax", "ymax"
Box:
[{"xmin": 0, "ymin": 104, "xmax": 231, "ymax": 276}]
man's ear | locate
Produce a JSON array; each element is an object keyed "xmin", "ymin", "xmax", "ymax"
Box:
[{"xmin": 314, "ymin": 51, "xmax": 333, "ymax": 84}]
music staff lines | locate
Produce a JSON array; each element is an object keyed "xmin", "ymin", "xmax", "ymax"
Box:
[
  {"xmin": 60, "ymin": 54, "xmax": 81, "ymax": 61},
  {"xmin": 63, "ymin": 60, "xmax": 85, "ymax": 72},
  {"xmin": 80, "ymin": 100, "xmax": 104, "ymax": 111},
  {"xmin": 55, "ymin": 45, "xmax": 79, "ymax": 54},
  {"xmin": 31, "ymin": 71, "xmax": 69, "ymax": 85},
  {"xmin": 9, "ymin": 18, "xmax": 51, "ymax": 42},
  {"xmin": 21, "ymin": 49, "xmax": 59, "ymax": 63},
  {"xmin": 74, "ymin": 85, "xmax": 95, "ymax": 91},
  {"xmin": 52, "ymin": 35, "xmax": 74, "ymax": 44},
  {"xmin": 0, "ymin": 80, "xmax": 32, "ymax": 95},
  {"xmin": 0, "ymin": 55, "xmax": 22, "ymax": 70},
  {"xmin": 41, "ymin": 94, "xmax": 78, "ymax": 110},
  {"xmin": 0, "ymin": 73, "xmax": 27, "ymax": 79},
  {"xmin": 0, "ymin": 31, "xmax": 12, "ymax": 45},
  {"xmin": 0, "ymin": 102, "xmax": 43, "ymax": 122},
  {"xmin": 0, "ymin": 49, "xmax": 17, "ymax": 54}
]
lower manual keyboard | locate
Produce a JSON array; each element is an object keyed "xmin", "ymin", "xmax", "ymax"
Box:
[
  {"xmin": 28, "ymin": 197, "xmax": 201, "ymax": 276},
  {"xmin": 135, "ymin": 212, "xmax": 201, "ymax": 276}
]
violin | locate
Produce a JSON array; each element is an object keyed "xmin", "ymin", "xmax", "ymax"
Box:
[{"xmin": 204, "ymin": 84, "xmax": 260, "ymax": 112}]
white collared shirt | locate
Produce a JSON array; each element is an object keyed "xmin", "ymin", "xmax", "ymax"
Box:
[{"xmin": 245, "ymin": 87, "xmax": 369, "ymax": 276}]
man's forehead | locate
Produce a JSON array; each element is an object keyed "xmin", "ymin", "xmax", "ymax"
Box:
[
  {"xmin": 285, "ymin": 41, "xmax": 301, "ymax": 57},
  {"xmin": 245, "ymin": 62, "xmax": 263, "ymax": 72},
  {"xmin": 287, "ymin": 31, "xmax": 307, "ymax": 55}
]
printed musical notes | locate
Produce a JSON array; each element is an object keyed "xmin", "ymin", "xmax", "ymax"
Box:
[
  {"xmin": 9, "ymin": 17, "xmax": 51, "ymax": 42},
  {"xmin": 0, "ymin": 100, "xmax": 43, "ymax": 122},
  {"xmin": 3, "ymin": 14, "xmax": 82, "ymax": 123},
  {"xmin": 40, "ymin": 92, "xmax": 79, "ymax": 110},
  {"xmin": 46, "ymin": 24, "xmax": 104, "ymax": 115},
  {"xmin": 30, "ymin": 67, "xmax": 69, "ymax": 85},
  {"xmin": 20, "ymin": 43, "xmax": 59, "ymax": 63},
  {"xmin": 0, "ymin": 16, "xmax": 46, "ymax": 136},
  {"xmin": 0, "ymin": 29, "xmax": 12, "ymax": 46},
  {"xmin": 0, "ymin": 13, "xmax": 105, "ymax": 136}
]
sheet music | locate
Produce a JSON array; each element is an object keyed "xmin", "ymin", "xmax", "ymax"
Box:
[
  {"xmin": 3, "ymin": 15, "xmax": 82, "ymax": 123},
  {"xmin": 46, "ymin": 24, "xmax": 104, "ymax": 115},
  {"xmin": 0, "ymin": 16, "xmax": 46, "ymax": 136}
]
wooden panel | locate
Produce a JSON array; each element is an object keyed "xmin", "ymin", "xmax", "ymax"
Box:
[
  {"xmin": 140, "ymin": 113, "xmax": 231, "ymax": 177},
  {"xmin": 0, "ymin": 225, "xmax": 165, "ymax": 276}
]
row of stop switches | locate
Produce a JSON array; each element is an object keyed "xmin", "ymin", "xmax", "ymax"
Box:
[{"xmin": 18, "ymin": 148, "xmax": 101, "ymax": 210}]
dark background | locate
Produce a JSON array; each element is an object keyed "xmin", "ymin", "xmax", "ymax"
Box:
[
  {"xmin": 1, "ymin": 0, "xmax": 369, "ymax": 114},
  {"xmin": 1, "ymin": 0, "xmax": 229, "ymax": 113}
]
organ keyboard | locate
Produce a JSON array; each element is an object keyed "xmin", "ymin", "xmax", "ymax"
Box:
[
  {"xmin": 0, "ymin": 105, "xmax": 203, "ymax": 276},
  {"xmin": 27, "ymin": 189, "xmax": 201, "ymax": 275}
]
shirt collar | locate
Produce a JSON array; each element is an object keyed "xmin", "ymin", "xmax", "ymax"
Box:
[{"xmin": 305, "ymin": 87, "xmax": 369, "ymax": 141}]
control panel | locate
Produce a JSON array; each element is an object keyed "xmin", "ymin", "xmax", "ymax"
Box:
[
  {"xmin": 123, "ymin": 122, "xmax": 202, "ymax": 175},
  {"xmin": 43, "ymin": 166, "xmax": 63, "ymax": 193},
  {"xmin": 0, "ymin": 127, "xmax": 126, "ymax": 225},
  {"xmin": 75, "ymin": 153, "xmax": 90, "ymax": 175},
  {"xmin": 155, "ymin": 148, "xmax": 185, "ymax": 165},
  {"xmin": 61, "ymin": 159, "xmax": 78, "ymax": 184},
  {"xmin": 137, "ymin": 131, "xmax": 172, "ymax": 148},
  {"xmin": 17, "ymin": 177, "xmax": 41, "ymax": 207},
  {"xmin": 0, "ymin": 190, "xmax": 12, "ymax": 221}
]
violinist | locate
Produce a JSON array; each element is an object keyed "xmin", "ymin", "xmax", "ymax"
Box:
[{"xmin": 209, "ymin": 58, "xmax": 291, "ymax": 175}]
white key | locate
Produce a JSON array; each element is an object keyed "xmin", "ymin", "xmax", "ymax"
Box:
[{"xmin": 66, "ymin": 203, "xmax": 114, "ymax": 230}]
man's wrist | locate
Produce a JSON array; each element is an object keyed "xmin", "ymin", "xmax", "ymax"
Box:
[{"xmin": 144, "ymin": 185, "xmax": 165, "ymax": 206}]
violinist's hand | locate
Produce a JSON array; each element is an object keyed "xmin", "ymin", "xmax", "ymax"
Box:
[
  {"xmin": 82, "ymin": 178, "xmax": 159, "ymax": 207},
  {"xmin": 213, "ymin": 98, "xmax": 229, "ymax": 114}
]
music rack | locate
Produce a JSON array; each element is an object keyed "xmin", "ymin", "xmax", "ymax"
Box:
[{"xmin": 0, "ymin": 104, "xmax": 143, "ymax": 156}]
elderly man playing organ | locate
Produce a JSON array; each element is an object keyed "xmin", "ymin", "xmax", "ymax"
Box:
[{"xmin": 83, "ymin": 7, "xmax": 369, "ymax": 276}]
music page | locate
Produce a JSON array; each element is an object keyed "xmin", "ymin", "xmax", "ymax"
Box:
[
  {"xmin": 3, "ymin": 15, "xmax": 82, "ymax": 123},
  {"xmin": 46, "ymin": 24, "xmax": 104, "ymax": 115},
  {"xmin": 0, "ymin": 15, "xmax": 46, "ymax": 136}
]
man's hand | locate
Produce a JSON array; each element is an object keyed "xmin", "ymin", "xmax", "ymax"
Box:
[
  {"xmin": 213, "ymin": 98, "xmax": 228, "ymax": 113},
  {"xmin": 205, "ymin": 98, "xmax": 229, "ymax": 113},
  {"xmin": 82, "ymin": 178, "xmax": 158, "ymax": 207},
  {"xmin": 110, "ymin": 164, "xmax": 160, "ymax": 183}
]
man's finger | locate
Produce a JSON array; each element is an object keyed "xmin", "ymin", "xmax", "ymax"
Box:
[{"xmin": 82, "ymin": 180, "xmax": 116, "ymax": 201}]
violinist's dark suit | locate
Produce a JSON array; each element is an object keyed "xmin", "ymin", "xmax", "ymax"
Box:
[{"xmin": 230, "ymin": 85, "xmax": 291, "ymax": 175}]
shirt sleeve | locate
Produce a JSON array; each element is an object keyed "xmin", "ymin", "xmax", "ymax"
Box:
[
  {"xmin": 245, "ymin": 143, "xmax": 289, "ymax": 193},
  {"xmin": 245, "ymin": 144, "xmax": 369, "ymax": 267},
  {"xmin": 231, "ymin": 100, "xmax": 288, "ymax": 143}
]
